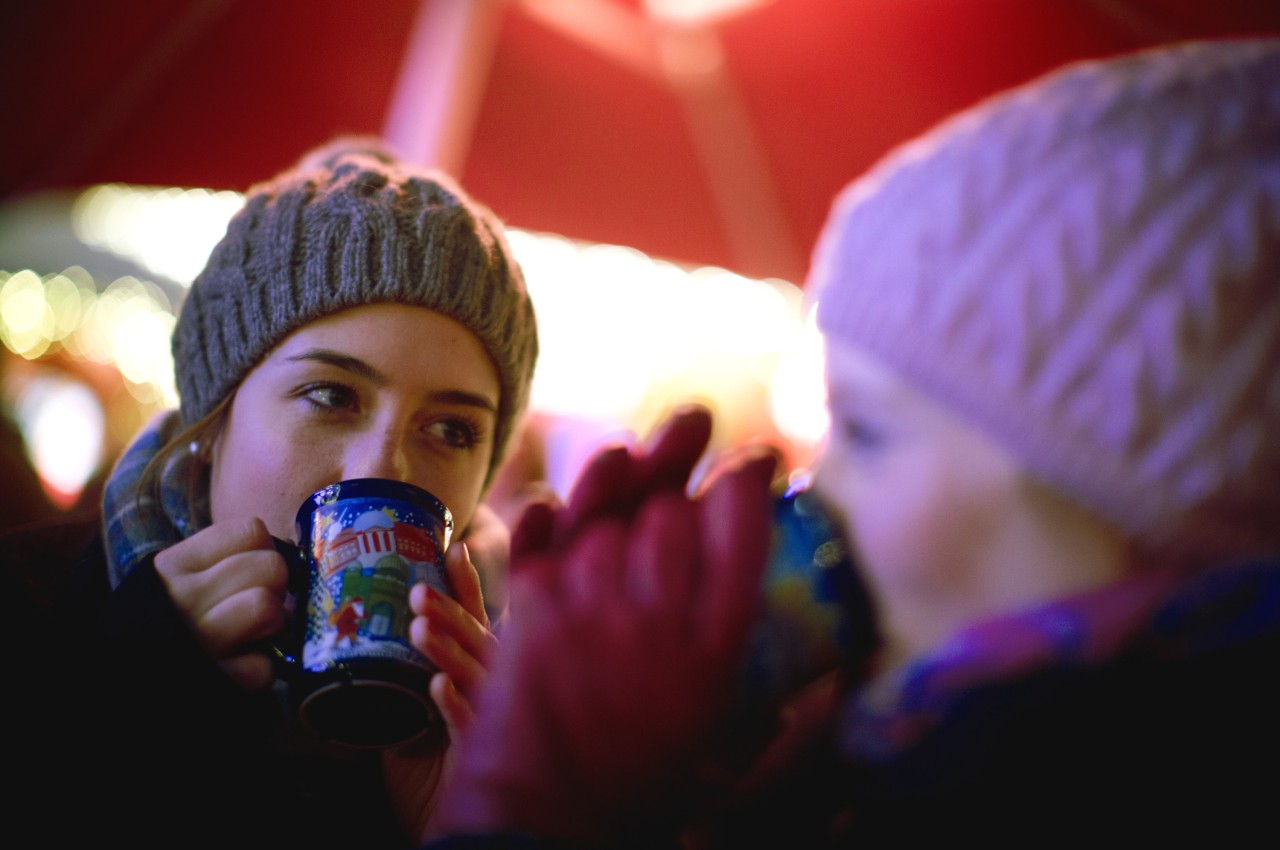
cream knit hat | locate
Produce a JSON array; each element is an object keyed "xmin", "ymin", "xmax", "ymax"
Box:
[{"xmin": 810, "ymin": 39, "xmax": 1280, "ymax": 560}]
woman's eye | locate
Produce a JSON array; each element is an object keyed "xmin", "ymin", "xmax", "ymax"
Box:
[
  {"xmin": 428, "ymin": 417, "xmax": 480, "ymax": 450},
  {"xmin": 301, "ymin": 384, "xmax": 357, "ymax": 412}
]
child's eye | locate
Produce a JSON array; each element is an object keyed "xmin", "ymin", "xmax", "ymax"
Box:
[
  {"xmin": 427, "ymin": 417, "xmax": 480, "ymax": 450},
  {"xmin": 837, "ymin": 416, "xmax": 884, "ymax": 450},
  {"xmin": 300, "ymin": 383, "xmax": 358, "ymax": 412}
]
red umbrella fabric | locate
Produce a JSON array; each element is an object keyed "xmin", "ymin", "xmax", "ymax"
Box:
[{"xmin": 4, "ymin": 0, "xmax": 1279, "ymax": 283}]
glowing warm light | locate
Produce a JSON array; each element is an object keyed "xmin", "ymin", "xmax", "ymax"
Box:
[
  {"xmin": 0, "ymin": 266, "xmax": 179, "ymax": 409},
  {"xmin": 513, "ymin": 233, "xmax": 655, "ymax": 417},
  {"xmin": 0, "ymin": 270, "xmax": 55, "ymax": 358},
  {"xmin": 96, "ymin": 278, "xmax": 177, "ymax": 394},
  {"xmin": 507, "ymin": 228, "xmax": 813, "ymax": 440},
  {"xmin": 44, "ymin": 271, "xmax": 90, "ymax": 339},
  {"xmin": 770, "ymin": 304, "xmax": 829, "ymax": 449},
  {"xmin": 73, "ymin": 184, "xmax": 244, "ymax": 285},
  {"xmin": 643, "ymin": 0, "xmax": 771, "ymax": 26},
  {"xmin": 12, "ymin": 372, "xmax": 105, "ymax": 509},
  {"xmin": 5, "ymin": 182, "xmax": 831, "ymax": 497}
]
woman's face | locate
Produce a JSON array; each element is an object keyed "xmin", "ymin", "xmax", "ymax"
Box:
[{"xmin": 208, "ymin": 303, "xmax": 500, "ymax": 541}]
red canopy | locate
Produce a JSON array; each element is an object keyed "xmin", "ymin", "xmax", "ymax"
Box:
[{"xmin": 5, "ymin": 0, "xmax": 1278, "ymax": 283}]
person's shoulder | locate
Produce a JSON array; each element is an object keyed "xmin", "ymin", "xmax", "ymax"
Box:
[
  {"xmin": 1, "ymin": 511, "xmax": 102, "ymax": 573},
  {"xmin": 1, "ymin": 512, "xmax": 105, "ymax": 615},
  {"xmin": 1, "ymin": 510, "xmax": 101, "ymax": 556}
]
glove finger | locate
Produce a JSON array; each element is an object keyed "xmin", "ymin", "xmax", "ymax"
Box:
[
  {"xmin": 511, "ymin": 498, "xmax": 558, "ymax": 564},
  {"xmin": 563, "ymin": 517, "xmax": 629, "ymax": 610},
  {"xmin": 553, "ymin": 444, "xmax": 636, "ymax": 548},
  {"xmin": 626, "ymin": 490, "xmax": 698, "ymax": 620},
  {"xmin": 696, "ymin": 449, "xmax": 777, "ymax": 663},
  {"xmin": 634, "ymin": 405, "xmax": 713, "ymax": 495}
]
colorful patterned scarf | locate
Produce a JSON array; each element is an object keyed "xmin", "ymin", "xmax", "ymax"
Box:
[
  {"xmin": 838, "ymin": 558, "xmax": 1280, "ymax": 761},
  {"xmin": 101, "ymin": 410, "xmax": 211, "ymax": 588}
]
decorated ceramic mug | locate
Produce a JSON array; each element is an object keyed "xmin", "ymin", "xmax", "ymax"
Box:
[{"xmin": 273, "ymin": 477, "xmax": 454, "ymax": 749}]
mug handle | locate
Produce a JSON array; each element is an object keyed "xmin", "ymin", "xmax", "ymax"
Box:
[
  {"xmin": 271, "ymin": 535, "xmax": 309, "ymax": 595},
  {"xmin": 252, "ymin": 536, "xmax": 309, "ymax": 674}
]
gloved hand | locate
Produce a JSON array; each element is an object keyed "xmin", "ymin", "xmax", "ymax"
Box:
[
  {"xmin": 429, "ymin": 438, "xmax": 778, "ymax": 844},
  {"xmin": 513, "ymin": 404, "xmax": 717, "ymax": 561}
]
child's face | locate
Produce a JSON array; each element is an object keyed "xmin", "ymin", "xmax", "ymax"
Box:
[
  {"xmin": 208, "ymin": 303, "xmax": 500, "ymax": 542},
  {"xmin": 813, "ymin": 338, "xmax": 1122, "ymax": 664}
]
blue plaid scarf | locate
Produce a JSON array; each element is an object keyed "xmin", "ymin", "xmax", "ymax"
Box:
[{"xmin": 101, "ymin": 410, "xmax": 211, "ymax": 588}]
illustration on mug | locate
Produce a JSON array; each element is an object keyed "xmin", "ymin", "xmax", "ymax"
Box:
[{"xmin": 301, "ymin": 500, "xmax": 445, "ymax": 669}]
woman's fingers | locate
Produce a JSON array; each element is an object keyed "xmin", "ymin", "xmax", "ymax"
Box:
[
  {"xmin": 199, "ymin": 580, "xmax": 287, "ymax": 654},
  {"xmin": 218, "ymin": 652, "xmax": 276, "ymax": 691},
  {"xmin": 155, "ymin": 519, "xmax": 287, "ymax": 616},
  {"xmin": 153, "ymin": 518, "xmax": 289, "ymax": 665},
  {"xmin": 411, "ymin": 568, "xmax": 499, "ymax": 667},
  {"xmin": 431, "ymin": 672, "xmax": 476, "ymax": 739},
  {"xmin": 154, "ymin": 517, "xmax": 274, "ymax": 579},
  {"xmin": 412, "ymin": 540, "xmax": 500, "ymax": 701},
  {"xmin": 411, "ymin": 585, "xmax": 498, "ymax": 698}
]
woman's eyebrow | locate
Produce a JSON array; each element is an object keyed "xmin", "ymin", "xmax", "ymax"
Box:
[
  {"xmin": 286, "ymin": 349, "xmax": 385, "ymax": 384},
  {"xmin": 430, "ymin": 389, "xmax": 498, "ymax": 416},
  {"xmin": 286, "ymin": 349, "xmax": 498, "ymax": 415}
]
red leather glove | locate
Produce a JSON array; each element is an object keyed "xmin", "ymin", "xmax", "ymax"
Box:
[{"xmin": 430, "ymin": 443, "xmax": 778, "ymax": 844}]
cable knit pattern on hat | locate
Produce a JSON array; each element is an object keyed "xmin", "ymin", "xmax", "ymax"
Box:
[
  {"xmin": 810, "ymin": 39, "xmax": 1280, "ymax": 560},
  {"xmin": 172, "ymin": 138, "xmax": 538, "ymax": 481}
]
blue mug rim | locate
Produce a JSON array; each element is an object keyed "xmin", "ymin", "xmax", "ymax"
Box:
[{"xmin": 293, "ymin": 477, "xmax": 454, "ymax": 548}]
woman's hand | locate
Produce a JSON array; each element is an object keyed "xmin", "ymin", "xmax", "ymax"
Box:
[
  {"xmin": 152, "ymin": 517, "xmax": 289, "ymax": 690},
  {"xmin": 385, "ymin": 538, "xmax": 499, "ymax": 842}
]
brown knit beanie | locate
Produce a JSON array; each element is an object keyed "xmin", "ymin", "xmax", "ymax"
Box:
[
  {"xmin": 810, "ymin": 39, "xmax": 1280, "ymax": 562},
  {"xmin": 172, "ymin": 137, "xmax": 538, "ymax": 482}
]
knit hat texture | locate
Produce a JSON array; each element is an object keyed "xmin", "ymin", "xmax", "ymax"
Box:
[
  {"xmin": 172, "ymin": 137, "xmax": 538, "ymax": 480},
  {"xmin": 810, "ymin": 39, "xmax": 1280, "ymax": 561}
]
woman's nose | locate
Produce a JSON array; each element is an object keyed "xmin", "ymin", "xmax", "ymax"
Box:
[{"xmin": 343, "ymin": 422, "xmax": 411, "ymax": 482}]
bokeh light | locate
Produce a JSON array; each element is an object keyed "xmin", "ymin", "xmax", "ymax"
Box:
[
  {"xmin": 4, "ymin": 181, "xmax": 830, "ymax": 511},
  {"xmin": 11, "ymin": 370, "xmax": 105, "ymax": 509},
  {"xmin": 73, "ymin": 184, "xmax": 244, "ymax": 285}
]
